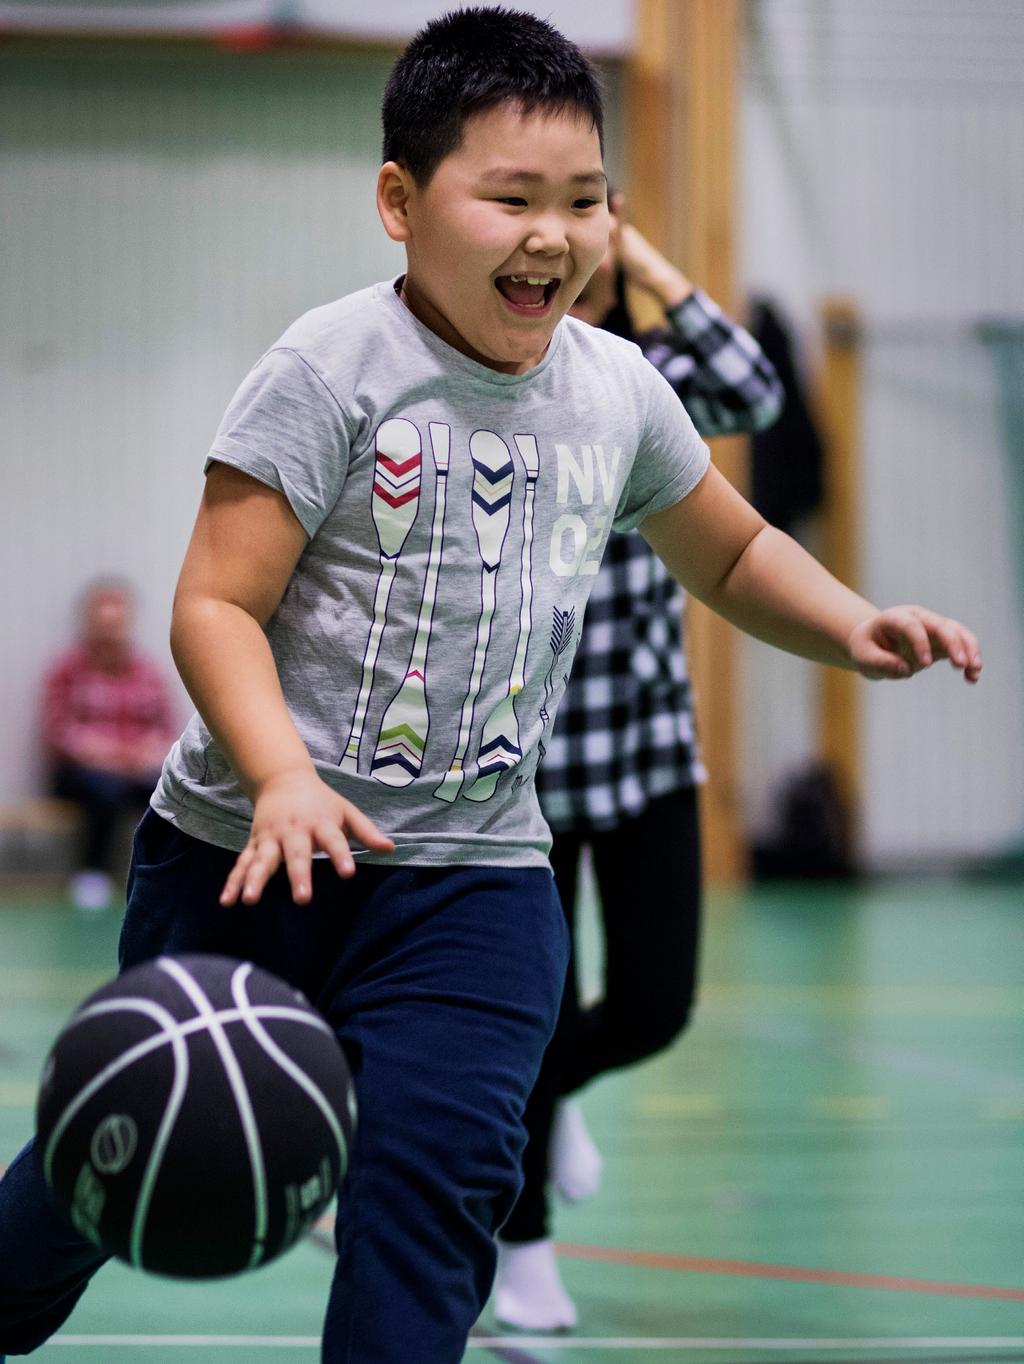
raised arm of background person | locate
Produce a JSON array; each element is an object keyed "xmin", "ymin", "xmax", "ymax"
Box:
[
  {"xmin": 170, "ymin": 462, "xmax": 394, "ymax": 907},
  {"xmin": 641, "ymin": 464, "xmax": 982, "ymax": 683},
  {"xmin": 611, "ymin": 195, "xmax": 784, "ymax": 437},
  {"xmin": 637, "ymin": 285, "xmax": 785, "ymax": 438}
]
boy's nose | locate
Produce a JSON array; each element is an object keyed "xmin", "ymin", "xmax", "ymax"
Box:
[{"xmin": 523, "ymin": 213, "xmax": 569, "ymax": 257}]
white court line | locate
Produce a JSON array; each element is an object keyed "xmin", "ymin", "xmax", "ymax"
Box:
[
  {"xmin": 53, "ymin": 1340, "xmax": 320, "ymax": 1350},
  {"xmin": 51, "ymin": 1335, "xmax": 1024, "ymax": 1350},
  {"xmin": 467, "ymin": 1341, "xmax": 1024, "ymax": 1353}
]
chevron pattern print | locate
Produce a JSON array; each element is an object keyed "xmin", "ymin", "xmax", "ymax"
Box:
[
  {"xmin": 339, "ymin": 418, "xmax": 423, "ymax": 772},
  {"xmin": 434, "ymin": 430, "xmax": 514, "ymax": 803},
  {"xmin": 465, "ymin": 433, "xmax": 540, "ymax": 802},
  {"xmin": 371, "ymin": 419, "xmax": 423, "ymax": 556},
  {"xmin": 370, "ymin": 691, "xmax": 427, "ymax": 786},
  {"xmin": 371, "ymin": 423, "xmax": 451, "ymax": 787},
  {"xmin": 467, "ymin": 692, "xmax": 522, "ymax": 793},
  {"xmin": 469, "ymin": 448, "xmax": 514, "ymax": 554},
  {"xmin": 539, "ymin": 604, "xmax": 576, "ymax": 736}
]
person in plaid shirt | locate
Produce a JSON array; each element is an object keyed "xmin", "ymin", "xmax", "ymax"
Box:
[
  {"xmin": 41, "ymin": 579, "xmax": 177, "ymax": 909},
  {"xmin": 494, "ymin": 199, "xmax": 785, "ymax": 1330}
]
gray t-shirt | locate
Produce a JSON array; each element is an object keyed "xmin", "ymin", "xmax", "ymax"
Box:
[{"xmin": 153, "ymin": 279, "xmax": 709, "ymax": 867}]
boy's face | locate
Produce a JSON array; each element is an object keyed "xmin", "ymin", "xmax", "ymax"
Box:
[{"xmin": 379, "ymin": 103, "xmax": 609, "ymax": 375}]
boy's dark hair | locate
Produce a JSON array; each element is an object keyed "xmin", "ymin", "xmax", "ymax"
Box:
[{"xmin": 382, "ymin": 6, "xmax": 604, "ymax": 186}]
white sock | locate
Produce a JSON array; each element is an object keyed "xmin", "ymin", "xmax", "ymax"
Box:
[
  {"xmin": 551, "ymin": 1098, "xmax": 603, "ymax": 1204},
  {"xmin": 493, "ymin": 1237, "xmax": 578, "ymax": 1331},
  {"xmin": 68, "ymin": 869, "xmax": 114, "ymax": 911}
]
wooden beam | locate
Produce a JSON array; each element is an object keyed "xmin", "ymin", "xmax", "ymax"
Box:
[
  {"xmin": 627, "ymin": 0, "xmax": 745, "ymax": 884},
  {"xmin": 818, "ymin": 298, "xmax": 863, "ymax": 844}
]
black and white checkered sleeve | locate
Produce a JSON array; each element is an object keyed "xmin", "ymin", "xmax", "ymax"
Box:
[{"xmin": 642, "ymin": 288, "xmax": 785, "ymax": 439}]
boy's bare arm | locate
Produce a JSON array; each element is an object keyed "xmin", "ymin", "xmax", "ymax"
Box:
[
  {"xmin": 171, "ymin": 463, "xmax": 393, "ymax": 906},
  {"xmin": 641, "ymin": 465, "xmax": 982, "ymax": 682}
]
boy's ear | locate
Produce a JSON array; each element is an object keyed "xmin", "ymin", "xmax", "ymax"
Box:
[{"xmin": 377, "ymin": 161, "xmax": 416, "ymax": 243}]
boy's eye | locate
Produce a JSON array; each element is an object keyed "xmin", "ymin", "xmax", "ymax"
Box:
[{"xmin": 493, "ymin": 195, "xmax": 601, "ymax": 210}]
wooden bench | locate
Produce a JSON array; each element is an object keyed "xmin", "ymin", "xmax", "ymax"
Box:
[{"xmin": 0, "ymin": 799, "xmax": 81, "ymax": 879}]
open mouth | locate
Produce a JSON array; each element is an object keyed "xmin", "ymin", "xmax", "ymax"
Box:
[{"xmin": 494, "ymin": 274, "xmax": 561, "ymax": 315}]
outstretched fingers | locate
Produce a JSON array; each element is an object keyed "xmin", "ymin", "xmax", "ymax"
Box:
[
  {"xmin": 220, "ymin": 836, "xmax": 284, "ymax": 907},
  {"xmin": 219, "ymin": 798, "xmax": 396, "ymax": 907},
  {"xmin": 889, "ymin": 607, "xmax": 935, "ymax": 673},
  {"xmin": 850, "ymin": 606, "xmax": 983, "ymax": 683},
  {"xmin": 310, "ymin": 806, "xmax": 394, "ymax": 886},
  {"xmin": 343, "ymin": 802, "xmax": 396, "ymax": 856},
  {"xmin": 281, "ymin": 829, "xmax": 314, "ymax": 904},
  {"xmin": 314, "ymin": 822, "xmax": 356, "ymax": 882},
  {"xmin": 921, "ymin": 611, "xmax": 983, "ymax": 683},
  {"xmin": 852, "ymin": 608, "xmax": 927, "ymax": 679},
  {"xmin": 855, "ymin": 607, "xmax": 983, "ymax": 683}
]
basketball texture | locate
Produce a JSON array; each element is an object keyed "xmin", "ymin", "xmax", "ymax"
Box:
[{"xmin": 36, "ymin": 954, "xmax": 356, "ymax": 1279}]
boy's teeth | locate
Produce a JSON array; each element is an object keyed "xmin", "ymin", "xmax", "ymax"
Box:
[{"xmin": 497, "ymin": 274, "xmax": 554, "ymax": 308}]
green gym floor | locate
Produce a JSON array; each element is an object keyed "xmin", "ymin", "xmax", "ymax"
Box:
[{"xmin": 1, "ymin": 875, "xmax": 1021, "ymax": 1363}]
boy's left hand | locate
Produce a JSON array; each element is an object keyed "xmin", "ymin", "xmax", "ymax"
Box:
[{"xmin": 849, "ymin": 606, "xmax": 982, "ymax": 683}]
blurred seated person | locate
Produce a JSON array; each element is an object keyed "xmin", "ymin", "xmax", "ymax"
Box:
[{"xmin": 41, "ymin": 578, "xmax": 177, "ymax": 910}]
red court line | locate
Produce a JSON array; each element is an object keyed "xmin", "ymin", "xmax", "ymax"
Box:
[
  {"xmin": 554, "ymin": 1242, "xmax": 1024, "ymax": 1302},
  {"xmin": 13, "ymin": 1193, "xmax": 1016, "ymax": 1306}
]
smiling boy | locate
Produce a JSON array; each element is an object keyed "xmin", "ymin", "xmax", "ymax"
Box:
[
  {"xmin": 0, "ymin": 7, "xmax": 981, "ymax": 1364},
  {"xmin": 386, "ymin": 101, "xmax": 608, "ymax": 372}
]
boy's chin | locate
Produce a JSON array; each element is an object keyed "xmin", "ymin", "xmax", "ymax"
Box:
[
  {"xmin": 489, "ymin": 341, "xmax": 553, "ymax": 372},
  {"xmin": 492, "ymin": 322, "xmax": 561, "ymax": 363}
]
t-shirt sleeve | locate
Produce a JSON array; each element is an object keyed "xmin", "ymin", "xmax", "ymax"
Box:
[
  {"xmin": 612, "ymin": 359, "xmax": 711, "ymax": 533},
  {"xmin": 204, "ymin": 346, "xmax": 352, "ymax": 539}
]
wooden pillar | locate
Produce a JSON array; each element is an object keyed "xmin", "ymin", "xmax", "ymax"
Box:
[
  {"xmin": 818, "ymin": 298, "xmax": 863, "ymax": 843},
  {"xmin": 628, "ymin": 0, "xmax": 745, "ymax": 884}
]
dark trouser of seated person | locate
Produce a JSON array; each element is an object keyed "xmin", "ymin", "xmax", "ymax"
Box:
[{"xmin": 51, "ymin": 760, "xmax": 160, "ymax": 908}]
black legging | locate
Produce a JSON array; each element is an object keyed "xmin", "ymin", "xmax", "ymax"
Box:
[{"xmin": 501, "ymin": 785, "xmax": 703, "ymax": 1244}]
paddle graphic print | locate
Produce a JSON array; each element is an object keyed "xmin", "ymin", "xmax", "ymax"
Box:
[
  {"xmin": 465, "ymin": 433, "xmax": 540, "ymax": 802},
  {"xmin": 537, "ymin": 604, "xmax": 577, "ymax": 761},
  {"xmin": 434, "ymin": 430, "xmax": 514, "ymax": 803},
  {"xmin": 339, "ymin": 417, "xmax": 422, "ymax": 773},
  {"xmin": 370, "ymin": 423, "xmax": 451, "ymax": 787}
]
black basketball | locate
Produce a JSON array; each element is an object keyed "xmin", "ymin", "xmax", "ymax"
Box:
[{"xmin": 36, "ymin": 954, "xmax": 356, "ymax": 1279}]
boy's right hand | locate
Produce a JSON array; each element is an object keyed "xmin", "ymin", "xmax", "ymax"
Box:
[{"xmin": 219, "ymin": 768, "xmax": 395, "ymax": 907}]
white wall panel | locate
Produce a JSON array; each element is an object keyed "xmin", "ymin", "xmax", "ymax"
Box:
[
  {"xmin": 740, "ymin": 0, "xmax": 1024, "ymax": 866},
  {"xmin": 1, "ymin": 44, "xmax": 412, "ymax": 800},
  {"xmin": 0, "ymin": 41, "xmax": 623, "ymax": 802}
]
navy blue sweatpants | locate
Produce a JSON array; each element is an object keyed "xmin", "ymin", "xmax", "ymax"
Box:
[{"xmin": 0, "ymin": 808, "xmax": 568, "ymax": 1362}]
